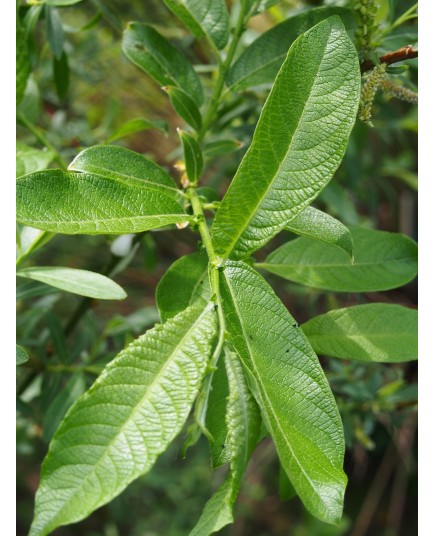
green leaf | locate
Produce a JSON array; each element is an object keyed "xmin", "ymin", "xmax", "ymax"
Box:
[
  {"xmin": 279, "ymin": 464, "xmax": 297, "ymax": 501},
  {"xmin": 46, "ymin": 0, "xmax": 85, "ymax": 5},
  {"xmin": 205, "ymin": 359, "xmax": 230, "ymax": 469},
  {"xmin": 16, "ymin": 169, "xmax": 191, "ymax": 234},
  {"xmin": 162, "ymin": 0, "xmax": 229, "ymax": 50},
  {"xmin": 16, "ymin": 226, "xmax": 55, "ymax": 263},
  {"xmin": 16, "ymin": 16, "xmax": 31, "ymax": 105},
  {"xmin": 122, "ymin": 22, "xmax": 203, "ymax": 106},
  {"xmin": 189, "ymin": 348, "xmax": 261, "ymax": 535},
  {"xmin": 163, "ymin": 86, "xmax": 202, "ymax": 131},
  {"xmin": 16, "ymin": 142, "xmax": 54, "ymax": 177},
  {"xmin": 178, "ymin": 129, "xmax": 204, "ymax": 184},
  {"xmin": 68, "ymin": 145, "xmax": 180, "ymax": 198},
  {"xmin": 17, "ymin": 267, "xmax": 127, "ymax": 300},
  {"xmin": 227, "ymin": 7, "xmax": 356, "ymax": 91},
  {"xmin": 219, "ymin": 261, "xmax": 347, "ymax": 524},
  {"xmin": 258, "ymin": 227, "xmax": 418, "ymax": 292},
  {"xmin": 30, "ymin": 304, "xmax": 217, "ymax": 536},
  {"xmin": 203, "ymin": 139, "xmax": 244, "ymax": 158},
  {"xmin": 156, "ymin": 252, "xmax": 210, "ymax": 322},
  {"xmin": 16, "ymin": 344, "xmax": 29, "ymax": 366},
  {"xmin": 106, "ymin": 118, "xmax": 168, "ymax": 143},
  {"xmin": 284, "ymin": 207, "xmax": 353, "ymax": 258},
  {"xmin": 17, "ymin": 281, "xmax": 56, "ymax": 301},
  {"xmin": 301, "ymin": 304, "xmax": 418, "ymax": 362},
  {"xmin": 211, "ymin": 17, "xmax": 361, "ymax": 260},
  {"xmin": 53, "ymin": 50, "xmax": 69, "ymax": 101},
  {"xmin": 46, "ymin": 6, "xmax": 64, "ymax": 60}
]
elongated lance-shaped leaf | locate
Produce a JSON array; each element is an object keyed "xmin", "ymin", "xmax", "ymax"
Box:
[
  {"xmin": 284, "ymin": 206, "xmax": 353, "ymax": 258},
  {"xmin": 69, "ymin": 145, "xmax": 179, "ymax": 198},
  {"xmin": 226, "ymin": 6, "xmax": 355, "ymax": 91},
  {"xmin": 16, "ymin": 344, "xmax": 29, "ymax": 366},
  {"xmin": 16, "ymin": 170, "xmax": 192, "ymax": 234},
  {"xmin": 162, "ymin": 0, "xmax": 229, "ymax": 50},
  {"xmin": 156, "ymin": 252, "xmax": 210, "ymax": 322},
  {"xmin": 211, "ymin": 17, "xmax": 360, "ymax": 260},
  {"xmin": 106, "ymin": 118, "xmax": 168, "ymax": 143},
  {"xmin": 189, "ymin": 348, "xmax": 261, "ymax": 536},
  {"xmin": 178, "ymin": 129, "xmax": 204, "ymax": 184},
  {"xmin": 302, "ymin": 304, "xmax": 418, "ymax": 362},
  {"xmin": 122, "ymin": 22, "xmax": 203, "ymax": 106},
  {"xmin": 29, "ymin": 304, "xmax": 217, "ymax": 536},
  {"xmin": 17, "ymin": 267, "xmax": 127, "ymax": 300},
  {"xmin": 163, "ymin": 86, "xmax": 202, "ymax": 131},
  {"xmin": 219, "ymin": 261, "xmax": 347, "ymax": 524},
  {"xmin": 258, "ymin": 226, "xmax": 418, "ymax": 292},
  {"xmin": 16, "ymin": 16, "xmax": 31, "ymax": 105}
]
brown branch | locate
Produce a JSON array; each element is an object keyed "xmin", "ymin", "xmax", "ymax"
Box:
[{"xmin": 361, "ymin": 46, "xmax": 418, "ymax": 73}]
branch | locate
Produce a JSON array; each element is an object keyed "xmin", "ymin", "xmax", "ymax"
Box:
[{"xmin": 361, "ymin": 46, "xmax": 418, "ymax": 73}]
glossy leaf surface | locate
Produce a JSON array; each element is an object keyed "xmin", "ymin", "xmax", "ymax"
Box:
[
  {"xmin": 227, "ymin": 7, "xmax": 355, "ymax": 91},
  {"xmin": 219, "ymin": 261, "xmax": 346, "ymax": 524},
  {"xmin": 122, "ymin": 22, "xmax": 203, "ymax": 106},
  {"xmin": 179, "ymin": 129, "xmax": 204, "ymax": 184},
  {"xmin": 16, "ymin": 170, "xmax": 191, "ymax": 234},
  {"xmin": 69, "ymin": 145, "xmax": 179, "ymax": 198},
  {"xmin": 164, "ymin": 86, "xmax": 202, "ymax": 131},
  {"xmin": 284, "ymin": 207, "xmax": 353, "ymax": 257},
  {"xmin": 259, "ymin": 227, "xmax": 418, "ymax": 292},
  {"xmin": 17, "ymin": 267, "xmax": 127, "ymax": 300},
  {"xmin": 30, "ymin": 304, "xmax": 216, "ymax": 536},
  {"xmin": 211, "ymin": 17, "xmax": 360, "ymax": 260},
  {"xmin": 162, "ymin": 0, "xmax": 229, "ymax": 49},
  {"xmin": 302, "ymin": 304, "xmax": 418, "ymax": 362},
  {"xmin": 156, "ymin": 253, "xmax": 210, "ymax": 322}
]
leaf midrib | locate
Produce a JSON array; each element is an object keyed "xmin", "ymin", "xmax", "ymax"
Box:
[
  {"xmin": 220, "ymin": 32, "xmax": 329, "ymax": 259},
  {"xmin": 43, "ymin": 305, "xmax": 213, "ymax": 530}
]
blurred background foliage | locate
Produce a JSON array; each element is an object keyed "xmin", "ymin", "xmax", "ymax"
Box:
[{"xmin": 16, "ymin": 0, "xmax": 417, "ymax": 534}]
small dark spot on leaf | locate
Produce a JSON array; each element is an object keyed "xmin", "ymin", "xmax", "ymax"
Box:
[
  {"xmin": 221, "ymin": 444, "xmax": 225, "ymax": 449},
  {"xmin": 134, "ymin": 44, "xmax": 145, "ymax": 51},
  {"xmin": 249, "ymin": 335, "xmax": 253, "ymax": 340},
  {"xmin": 293, "ymin": 323, "xmax": 298, "ymax": 328},
  {"xmin": 286, "ymin": 349, "xmax": 290, "ymax": 353}
]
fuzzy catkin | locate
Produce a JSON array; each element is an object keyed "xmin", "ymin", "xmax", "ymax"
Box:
[{"xmin": 358, "ymin": 63, "xmax": 387, "ymax": 124}]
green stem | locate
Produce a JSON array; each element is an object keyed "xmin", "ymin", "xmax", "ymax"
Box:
[
  {"xmin": 198, "ymin": 3, "xmax": 249, "ymax": 143},
  {"xmin": 17, "ymin": 111, "xmax": 68, "ymax": 170}
]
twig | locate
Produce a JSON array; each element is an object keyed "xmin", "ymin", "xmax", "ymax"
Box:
[{"xmin": 361, "ymin": 46, "xmax": 418, "ymax": 73}]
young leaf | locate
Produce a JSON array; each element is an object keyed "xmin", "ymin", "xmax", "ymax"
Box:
[
  {"xmin": 122, "ymin": 22, "xmax": 203, "ymax": 106},
  {"xmin": 68, "ymin": 145, "xmax": 179, "ymax": 197},
  {"xmin": 16, "ymin": 344, "xmax": 29, "ymax": 366},
  {"xmin": 189, "ymin": 348, "xmax": 261, "ymax": 535},
  {"xmin": 284, "ymin": 207, "xmax": 353, "ymax": 258},
  {"xmin": 16, "ymin": 16, "xmax": 30, "ymax": 105},
  {"xmin": 178, "ymin": 129, "xmax": 204, "ymax": 184},
  {"xmin": 16, "ymin": 142, "xmax": 54, "ymax": 177},
  {"xmin": 162, "ymin": 0, "xmax": 230, "ymax": 50},
  {"xmin": 156, "ymin": 252, "xmax": 210, "ymax": 322},
  {"xmin": 17, "ymin": 267, "xmax": 127, "ymax": 300},
  {"xmin": 30, "ymin": 304, "xmax": 216, "ymax": 536},
  {"xmin": 16, "ymin": 170, "xmax": 191, "ymax": 234},
  {"xmin": 211, "ymin": 17, "xmax": 361, "ymax": 260},
  {"xmin": 46, "ymin": 6, "xmax": 64, "ymax": 60},
  {"xmin": 204, "ymin": 139, "xmax": 243, "ymax": 158},
  {"xmin": 219, "ymin": 261, "xmax": 347, "ymax": 524},
  {"xmin": 163, "ymin": 86, "xmax": 202, "ymax": 131},
  {"xmin": 106, "ymin": 117, "xmax": 168, "ymax": 143},
  {"xmin": 53, "ymin": 50, "xmax": 70, "ymax": 101},
  {"xmin": 258, "ymin": 226, "xmax": 418, "ymax": 292},
  {"xmin": 227, "ymin": 7, "xmax": 355, "ymax": 91},
  {"xmin": 301, "ymin": 304, "xmax": 418, "ymax": 362}
]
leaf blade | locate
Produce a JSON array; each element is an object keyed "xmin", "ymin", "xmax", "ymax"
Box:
[
  {"xmin": 17, "ymin": 267, "xmax": 127, "ymax": 300},
  {"xmin": 302, "ymin": 304, "xmax": 418, "ymax": 362},
  {"xmin": 30, "ymin": 304, "xmax": 217, "ymax": 536},
  {"xmin": 212, "ymin": 16, "xmax": 361, "ymax": 260},
  {"xmin": 219, "ymin": 261, "xmax": 347, "ymax": 524},
  {"xmin": 259, "ymin": 227, "xmax": 418, "ymax": 292},
  {"xmin": 16, "ymin": 170, "xmax": 191, "ymax": 234}
]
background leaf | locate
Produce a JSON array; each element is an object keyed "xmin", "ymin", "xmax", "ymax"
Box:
[
  {"xmin": 219, "ymin": 261, "xmax": 347, "ymax": 524},
  {"xmin": 259, "ymin": 226, "xmax": 418, "ymax": 292},
  {"xmin": 17, "ymin": 266, "xmax": 127, "ymax": 300},
  {"xmin": 211, "ymin": 17, "xmax": 360, "ymax": 260},
  {"xmin": 227, "ymin": 6, "xmax": 356, "ymax": 91},
  {"xmin": 156, "ymin": 252, "xmax": 210, "ymax": 322},
  {"xmin": 106, "ymin": 118, "xmax": 168, "ymax": 142},
  {"xmin": 30, "ymin": 304, "xmax": 216, "ymax": 536},
  {"xmin": 16, "ymin": 170, "xmax": 191, "ymax": 234},
  {"xmin": 53, "ymin": 50, "xmax": 69, "ymax": 101},
  {"xmin": 16, "ymin": 344, "xmax": 29, "ymax": 366},
  {"xmin": 16, "ymin": 16, "xmax": 31, "ymax": 105},
  {"xmin": 122, "ymin": 22, "xmax": 203, "ymax": 106},
  {"xmin": 46, "ymin": 6, "xmax": 64, "ymax": 60},
  {"xmin": 162, "ymin": 0, "xmax": 230, "ymax": 50},
  {"xmin": 179, "ymin": 129, "xmax": 204, "ymax": 184},
  {"xmin": 284, "ymin": 207, "xmax": 353, "ymax": 258},
  {"xmin": 302, "ymin": 304, "xmax": 418, "ymax": 362},
  {"xmin": 16, "ymin": 142, "xmax": 54, "ymax": 177}
]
